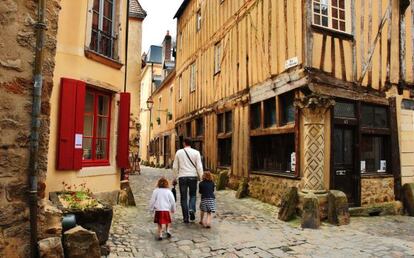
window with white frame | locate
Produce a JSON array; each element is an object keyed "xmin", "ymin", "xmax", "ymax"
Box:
[
  {"xmin": 312, "ymin": 0, "xmax": 351, "ymax": 34},
  {"xmin": 190, "ymin": 63, "xmax": 196, "ymax": 92},
  {"xmin": 90, "ymin": 0, "xmax": 117, "ymax": 59},
  {"xmin": 214, "ymin": 42, "xmax": 222, "ymax": 74},
  {"xmin": 196, "ymin": 10, "xmax": 202, "ymax": 32}
]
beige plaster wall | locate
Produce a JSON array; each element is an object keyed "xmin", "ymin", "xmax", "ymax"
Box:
[{"xmin": 45, "ymin": 0, "xmax": 131, "ymax": 195}]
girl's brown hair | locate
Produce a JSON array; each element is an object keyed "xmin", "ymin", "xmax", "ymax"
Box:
[
  {"xmin": 157, "ymin": 177, "xmax": 169, "ymax": 188},
  {"xmin": 202, "ymin": 171, "xmax": 213, "ymax": 181}
]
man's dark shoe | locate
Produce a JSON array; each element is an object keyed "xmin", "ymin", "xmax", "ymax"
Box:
[
  {"xmin": 157, "ymin": 237, "xmax": 162, "ymax": 241},
  {"xmin": 166, "ymin": 232, "xmax": 172, "ymax": 238},
  {"xmin": 189, "ymin": 211, "xmax": 195, "ymax": 221},
  {"xmin": 183, "ymin": 219, "xmax": 189, "ymax": 224}
]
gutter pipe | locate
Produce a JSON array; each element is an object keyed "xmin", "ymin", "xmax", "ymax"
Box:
[{"xmin": 29, "ymin": 0, "xmax": 47, "ymax": 257}]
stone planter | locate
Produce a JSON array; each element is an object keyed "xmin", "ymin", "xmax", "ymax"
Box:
[{"xmin": 49, "ymin": 192, "xmax": 113, "ymax": 245}]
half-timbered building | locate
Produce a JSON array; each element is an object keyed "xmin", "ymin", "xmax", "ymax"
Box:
[{"xmin": 173, "ymin": 0, "xmax": 414, "ymax": 209}]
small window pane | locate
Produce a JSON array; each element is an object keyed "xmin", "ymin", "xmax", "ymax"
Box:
[
  {"xmin": 84, "ymin": 115, "xmax": 94, "ymax": 137},
  {"xmin": 250, "ymin": 103, "xmax": 261, "ymax": 129},
  {"xmin": 332, "ymin": 0, "xmax": 338, "ymax": 7},
  {"xmin": 334, "ymin": 101, "xmax": 355, "ymax": 118},
  {"xmin": 314, "ymin": 3, "xmax": 321, "ymax": 13},
  {"xmin": 225, "ymin": 111, "xmax": 232, "ymax": 133},
  {"xmin": 339, "ymin": 10, "xmax": 345, "ymax": 20},
  {"xmin": 332, "ymin": 19, "xmax": 338, "ymax": 30},
  {"xmin": 339, "ymin": 21, "xmax": 346, "ymax": 32},
  {"xmin": 361, "ymin": 105, "xmax": 374, "ymax": 127},
  {"xmin": 217, "ymin": 114, "xmax": 224, "ymax": 133},
  {"xmin": 322, "ymin": 16, "xmax": 328, "ymax": 26},
  {"xmin": 92, "ymin": 13, "xmax": 99, "ymax": 30},
  {"xmin": 85, "ymin": 92, "xmax": 94, "ymax": 113},
  {"xmin": 339, "ymin": 0, "xmax": 345, "ymax": 9},
  {"xmin": 218, "ymin": 138, "xmax": 232, "ymax": 166},
  {"xmin": 374, "ymin": 106, "xmax": 388, "ymax": 128},
  {"xmin": 96, "ymin": 139, "xmax": 108, "ymax": 160},
  {"xmin": 361, "ymin": 135, "xmax": 387, "ymax": 173},
  {"xmin": 321, "ymin": 4, "xmax": 328, "ymax": 15},
  {"xmin": 281, "ymin": 93, "xmax": 295, "ymax": 125},
  {"xmin": 83, "ymin": 138, "xmax": 93, "ymax": 160},
  {"xmin": 332, "ymin": 8, "xmax": 338, "ymax": 18},
  {"xmin": 103, "ymin": 18, "xmax": 112, "ymax": 34},
  {"xmin": 98, "ymin": 95, "xmax": 109, "ymax": 115},
  {"xmin": 93, "ymin": 0, "xmax": 100, "ymax": 11},
  {"xmin": 314, "ymin": 14, "xmax": 321, "ymax": 25},
  {"xmin": 264, "ymin": 98, "xmax": 276, "ymax": 128},
  {"xmin": 103, "ymin": 0, "xmax": 113, "ymax": 19},
  {"xmin": 196, "ymin": 118, "xmax": 203, "ymax": 136},
  {"xmin": 97, "ymin": 117, "xmax": 108, "ymax": 137}
]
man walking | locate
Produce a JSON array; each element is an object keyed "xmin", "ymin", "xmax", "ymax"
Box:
[{"xmin": 173, "ymin": 138, "xmax": 203, "ymax": 223}]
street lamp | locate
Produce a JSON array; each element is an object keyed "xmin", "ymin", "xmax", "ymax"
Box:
[{"xmin": 146, "ymin": 98, "xmax": 154, "ymax": 162}]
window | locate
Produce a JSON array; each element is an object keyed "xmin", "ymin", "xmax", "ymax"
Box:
[
  {"xmin": 178, "ymin": 75, "xmax": 182, "ymax": 101},
  {"xmin": 361, "ymin": 105, "xmax": 388, "ymax": 128},
  {"xmin": 361, "ymin": 135, "xmax": 389, "ymax": 173},
  {"xmin": 218, "ymin": 138, "xmax": 232, "ymax": 166},
  {"xmin": 190, "ymin": 63, "xmax": 197, "ymax": 92},
  {"xmin": 264, "ymin": 98, "xmax": 276, "ymax": 128},
  {"xmin": 169, "ymin": 87, "xmax": 173, "ymax": 120},
  {"xmin": 214, "ymin": 42, "xmax": 222, "ymax": 74},
  {"xmin": 312, "ymin": 0, "xmax": 350, "ymax": 34},
  {"xmin": 179, "ymin": 32, "xmax": 183, "ymax": 50},
  {"xmin": 251, "ymin": 134, "xmax": 295, "ymax": 172},
  {"xmin": 196, "ymin": 10, "xmax": 202, "ymax": 31},
  {"xmin": 334, "ymin": 101, "xmax": 355, "ymax": 119},
  {"xmin": 186, "ymin": 122, "xmax": 192, "ymax": 137},
  {"xmin": 280, "ymin": 92, "xmax": 295, "ymax": 125},
  {"xmin": 90, "ymin": 0, "xmax": 117, "ymax": 59},
  {"xmin": 83, "ymin": 89, "xmax": 111, "ymax": 165},
  {"xmin": 196, "ymin": 117, "xmax": 204, "ymax": 137},
  {"xmin": 217, "ymin": 111, "xmax": 233, "ymax": 167},
  {"xmin": 250, "ymin": 103, "xmax": 261, "ymax": 129},
  {"xmin": 158, "ymin": 96, "xmax": 162, "ymax": 125},
  {"xmin": 217, "ymin": 111, "xmax": 232, "ymax": 134}
]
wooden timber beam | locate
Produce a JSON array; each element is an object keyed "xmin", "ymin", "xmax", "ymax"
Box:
[{"xmin": 358, "ymin": 6, "xmax": 391, "ymax": 85}]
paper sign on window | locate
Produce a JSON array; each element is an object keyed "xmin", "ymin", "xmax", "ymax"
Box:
[
  {"xmin": 379, "ymin": 160, "xmax": 387, "ymax": 172},
  {"xmin": 75, "ymin": 134, "xmax": 83, "ymax": 149},
  {"xmin": 290, "ymin": 152, "xmax": 296, "ymax": 172},
  {"xmin": 360, "ymin": 161, "xmax": 366, "ymax": 173}
]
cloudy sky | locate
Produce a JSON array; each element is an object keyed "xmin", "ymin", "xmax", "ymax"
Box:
[{"xmin": 139, "ymin": 0, "xmax": 183, "ymax": 54}]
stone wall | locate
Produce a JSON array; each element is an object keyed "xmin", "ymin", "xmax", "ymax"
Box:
[
  {"xmin": 248, "ymin": 174, "xmax": 302, "ymax": 206},
  {"xmin": 361, "ymin": 177, "xmax": 395, "ymax": 206},
  {"xmin": 0, "ymin": 0, "xmax": 60, "ymax": 257}
]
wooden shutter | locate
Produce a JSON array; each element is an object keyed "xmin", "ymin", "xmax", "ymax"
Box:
[
  {"xmin": 117, "ymin": 92, "xmax": 131, "ymax": 168},
  {"xmin": 57, "ymin": 78, "xmax": 85, "ymax": 170}
]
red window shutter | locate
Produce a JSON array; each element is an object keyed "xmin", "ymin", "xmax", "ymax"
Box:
[
  {"xmin": 57, "ymin": 78, "xmax": 85, "ymax": 170},
  {"xmin": 117, "ymin": 92, "xmax": 131, "ymax": 168}
]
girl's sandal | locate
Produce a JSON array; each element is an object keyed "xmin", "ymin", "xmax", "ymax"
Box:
[{"xmin": 199, "ymin": 221, "xmax": 203, "ymax": 225}]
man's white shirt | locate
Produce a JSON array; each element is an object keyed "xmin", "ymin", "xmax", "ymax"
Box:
[{"xmin": 173, "ymin": 147, "xmax": 203, "ymax": 179}]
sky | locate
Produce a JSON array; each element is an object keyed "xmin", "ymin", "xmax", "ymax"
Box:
[{"xmin": 139, "ymin": 0, "xmax": 183, "ymax": 54}]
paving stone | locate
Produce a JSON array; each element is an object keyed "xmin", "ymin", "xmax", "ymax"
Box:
[{"xmin": 104, "ymin": 167, "xmax": 414, "ymax": 258}]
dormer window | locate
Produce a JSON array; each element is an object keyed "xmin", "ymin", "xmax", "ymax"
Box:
[{"xmin": 312, "ymin": 0, "xmax": 351, "ymax": 34}]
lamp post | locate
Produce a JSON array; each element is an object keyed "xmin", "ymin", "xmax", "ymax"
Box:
[{"xmin": 146, "ymin": 98, "xmax": 154, "ymax": 162}]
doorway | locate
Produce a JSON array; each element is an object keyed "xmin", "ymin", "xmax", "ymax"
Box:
[{"xmin": 332, "ymin": 125, "xmax": 358, "ymax": 206}]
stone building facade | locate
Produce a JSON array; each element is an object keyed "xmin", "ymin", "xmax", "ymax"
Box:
[{"xmin": 0, "ymin": 0, "xmax": 61, "ymax": 257}]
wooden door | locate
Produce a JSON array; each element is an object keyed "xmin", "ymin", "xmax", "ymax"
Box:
[{"xmin": 332, "ymin": 126, "xmax": 358, "ymax": 206}]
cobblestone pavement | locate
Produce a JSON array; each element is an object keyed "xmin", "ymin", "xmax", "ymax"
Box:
[{"xmin": 106, "ymin": 167, "xmax": 414, "ymax": 258}]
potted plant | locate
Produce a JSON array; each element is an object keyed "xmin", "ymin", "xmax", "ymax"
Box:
[
  {"xmin": 156, "ymin": 117, "xmax": 161, "ymax": 125},
  {"xmin": 49, "ymin": 183, "xmax": 113, "ymax": 246}
]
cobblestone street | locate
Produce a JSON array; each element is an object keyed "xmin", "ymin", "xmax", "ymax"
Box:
[{"xmin": 106, "ymin": 167, "xmax": 414, "ymax": 258}]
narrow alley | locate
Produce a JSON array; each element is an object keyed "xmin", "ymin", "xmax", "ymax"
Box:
[{"xmin": 106, "ymin": 167, "xmax": 414, "ymax": 258}]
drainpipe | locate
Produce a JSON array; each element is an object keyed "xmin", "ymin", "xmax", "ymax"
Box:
[
  {"xmin": 121, "ymin": 0, "xmax": 130, "ymax": 181},
  {"xmin": 29, "ymin": 0, "xmax": 46, "ymax": 257}
]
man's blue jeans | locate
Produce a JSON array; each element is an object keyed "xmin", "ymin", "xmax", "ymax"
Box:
[{"xmin": 178, "ymin": 177, "xmax": 198, "ymax": 221}]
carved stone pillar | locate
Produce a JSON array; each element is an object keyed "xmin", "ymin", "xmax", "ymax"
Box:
[{"xmin": 296, "ymin": 94, "xmax": 335, "ymax": 194}]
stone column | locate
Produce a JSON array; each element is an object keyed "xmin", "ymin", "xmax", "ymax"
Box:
[{"xmin": 296, "ymin": 94, "xmax": 335, "ymax": 194}]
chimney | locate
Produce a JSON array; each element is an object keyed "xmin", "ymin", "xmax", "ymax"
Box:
[{"xmin": 162, "ymin": 30, "xmax": 172, "ymax": 62}]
